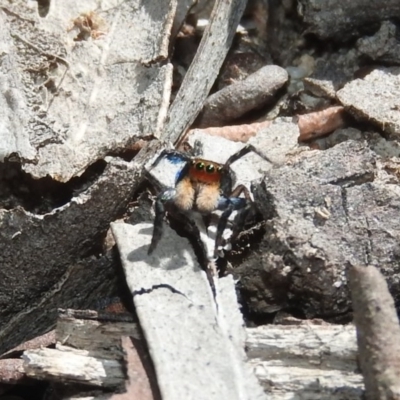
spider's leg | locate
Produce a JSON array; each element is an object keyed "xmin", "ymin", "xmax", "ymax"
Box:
[
  {"xmin": 224, "ymin": 144, "xmax": 273, "ymax": 169},
  {"xmin": 228, "ymin": 184, "xmax": 255, "ymax": 241},
  {"xmin": 148, "ymin": 189, "xmax": 175, "ymax": 255},
  {"xmin": 230, "ymin": 203, "xmax": 255, "ymax": 243},
  {"xmin": 214, "ymin": 197, "xmax": 247, "ymax": 257},
  {"xmin": 230, "ymin": 184, "xmax": 252, "ymax": 200},
  {"xmin": 151, "ymin": 149, "xmax": 191, "ymax": 169}
]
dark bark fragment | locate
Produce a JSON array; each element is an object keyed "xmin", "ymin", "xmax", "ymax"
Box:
[{"xmin": 0, "ymin": 150, "xmax": 150, "ymax": 355}]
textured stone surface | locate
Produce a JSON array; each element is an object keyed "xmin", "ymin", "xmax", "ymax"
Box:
[
  {"xmin": 234, "ymin": 140, "xmax": 400, "ymax": 319},
  {"xmin": 337, "ymin": 68, "xmax": 400, "ymax": 138}
]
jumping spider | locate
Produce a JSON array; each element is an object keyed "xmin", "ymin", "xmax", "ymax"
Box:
[{"xmin": 147, "ymin": 144, "xmax": 271, "ymax": 259}]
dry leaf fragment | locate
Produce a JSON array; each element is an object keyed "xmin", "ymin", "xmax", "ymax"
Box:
[{"xmin": 298, "ymin": 106, "xmax": 346, "ymax": 142}]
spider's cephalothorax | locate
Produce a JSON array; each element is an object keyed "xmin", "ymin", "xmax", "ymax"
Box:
[{"xmin": 147, "ymin": 144, "xmax": 270, "ymax": 258}]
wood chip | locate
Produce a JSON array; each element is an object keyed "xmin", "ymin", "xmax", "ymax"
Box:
[
  {"xmin": 247, "ymin": 324, "xmax": 364, "ymax": 399},
  {"xmin": 111, "ymin": 221, "xmax": 267, "ymax": 400},
  {"xmin": 1, "ymin": 330, "xmax": 55, "ymax": 358},
  {"xmin": 0, "ymin": 359, "xmax": 25, "ymax": 384},
  {"xmin": 23, "ymin": 347, "xmax": 125, "ymax": 388},
  {"xmin": 297, "ymin": 106, "xmax": 346, "ymax": 142},
  {"xmin": 109, "ymin": 336, "xmax": 160, "ymax": 400}
]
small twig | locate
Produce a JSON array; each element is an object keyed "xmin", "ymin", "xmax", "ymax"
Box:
[
  {"xmin": 11, "ymin": 32, "xmax": 70, "ymax": 111},
  {"xmin": 0, "ymin": 7, "xmax": 36, "ymax": 23},
  {"xmin": 11, "ymin": 32, "xmax": 70, "ymax": 68},
  {"xmin": 348, "ymin": 264, "xmax": 400, "ymax": 400},
  {"xmin": 58, "ymin": 308, "xmax": 137, "ymax": 323}
]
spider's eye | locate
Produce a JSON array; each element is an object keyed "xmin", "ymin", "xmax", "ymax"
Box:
[
  {"xmin": 196, "ymin": 162, "xmax": 205, "ymax": 170},
  {"xmin": 217, "ymin": 166, "xmax": 223, "ymax": 172},
  {"xmin": 206, "ymin": 164, "xmax": 215, "ymax": 173}
]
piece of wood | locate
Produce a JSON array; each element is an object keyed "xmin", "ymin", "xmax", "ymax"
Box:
[
  {"xmin": 297, "ymin": 106, "xmax": 346, "ymax": 142},
  {"xmin": 0, "ymin": 0, "xmax": 173, "ymax": 181},
  {"xmin": 247, "ymin": 323, "xmax": 364, "ymax": 399},
  {"xmin": 348, "ymin": 265, "xmax": 400, "ymax": 399},
  {"xmin": 0, "ymin": 359, "xmax": 25, "ymax": 384},
  {"xmin": 1, "ymin": 330, "xmax": 55, "ymax": 358},
  {"xmin": 111, "ymin": 221, "xmax": 267, "ymax": 400},
  {"xmin": 21, "ymin": 315, "xmax": 367, "ymax": 399},
  {"xmin": 109, "ymin": 336, "xmax": 161, "ymax": 400},
  {"xmin": 163, "ymin": 0, "xmax": 248, "ymax": 144},
  {"xmin": 23, "ymin": 347, "xmax": 124, "ymax": 388},
  {"xmin": 21, "ymin": 313, "xmax": 158, "ymax": 398},
  {"xmin": 56, "ymin": 316, "xmax": 140, "ymax": 360},
  {"xmin": 0, "ymin": 143, "xmax": 161, "ymax": 355}
]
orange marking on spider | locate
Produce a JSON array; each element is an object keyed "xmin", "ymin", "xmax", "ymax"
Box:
[{"xmin": 188, "ymin": 159, "xmax": 222, "ymax": 184}]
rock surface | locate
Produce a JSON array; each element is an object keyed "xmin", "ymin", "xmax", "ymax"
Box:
[{"xmin": 234, "ymin": 140, "xmax": 400, "ymax": 319}]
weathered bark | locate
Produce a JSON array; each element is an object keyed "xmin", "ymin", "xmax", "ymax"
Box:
[
  {"xmin": 0, "ymin": 0, "xmax": 173, "ymax": 181},
  {"xmin": 164, "ymin": 0, "xmax": 248, "ymax": 144},
  {"xmin": 247, "ymin": 323, "xmax": 364, "ymax": 399},
  {"xmin": 0, "ymin": 145, "xmax": 160, "ymax": 355}
]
